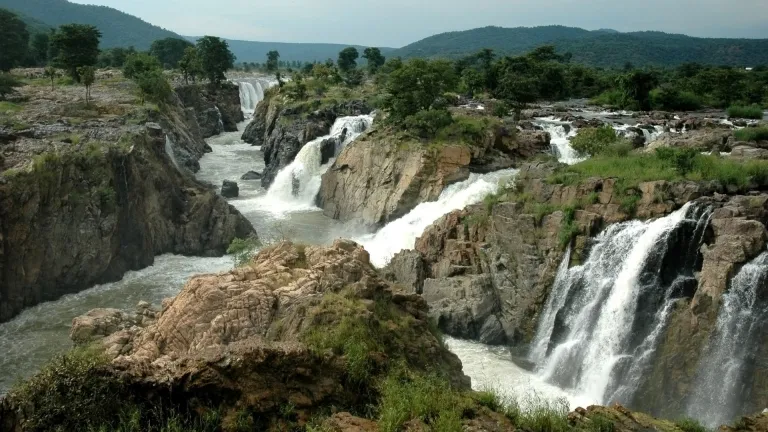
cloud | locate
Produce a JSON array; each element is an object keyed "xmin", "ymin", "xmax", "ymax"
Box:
[{"xmin": 69, "ymin": 0, "xmax": 768, "ymax": 47}]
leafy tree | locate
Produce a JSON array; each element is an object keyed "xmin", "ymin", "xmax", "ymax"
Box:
[
  {"xmin": 98, "ymin": 47, "xmax": 130, "ymax": 68},
  {"xmin": 343, "ymin": 69, "xmax": 364, "ymax": 87},
  {"xmin": 44, "ymin": 66, "xmax": 57, "ymax": 91},
  {"xmin": 196, "ymin": 36, "xmax": 235, "ymax": 85},
  {"xmin": 178, "ymin": 46, "xmax": 202, "ymax": 84},
  {"xmin": 122, "ymin": 53, "xmax": 162, "ymax": 79},
  {"xmin": 77, "ymin": 66, "xmax": 96, "ymax": 104},
  {"xmin": 149, "ymin": 37, "xmax": 193, "ymax": 68},
  {"xmin": 0, "ymin": 9, "xmax": 30, "ymax": 72},
  {"xmin": 0, "ymin": 73, "xmax": 23, "ymax": 100},
  {"xmin": 337, "ymin": 47, "xmax": 359, "ymax": 74},
  {"xmin": 136, "ymin": 69, "xmax": 172, "ymax": 104},
  {"xmin": 266, "ymin": 50, "xmax": 280, "ymax": 72},
  {"xmin": 362, "ymin": 47, "xmax": 385, "ymax": 74},
  {"xmin": 383, "ymin": 58, "xmax": 457, "ymax": 121},
  {"xmin": 617, "ymin": 70, "xmax": 658, "ymax": 111},
  {"xmin": 404, "ymin": 109, "xmax": 453, "ymax": 138},
  {"xmin": 459, "ymin": 68, "xmax": 484, "ymax": 96},
  {"xmin": 493, "ymin": 56, "xmax": 540, "ymax": 109},
  {"xmin": 51, "ymin": 24, "xmax": 101, "ymax": 82},
  {"xmin": 32, "ymin": 33, "xmax": 50, "ymax": 66}
]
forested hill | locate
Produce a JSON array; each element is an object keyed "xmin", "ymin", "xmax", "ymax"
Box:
[
  {"xmin": 194, "ymin": 38, "xmax": 396, "ymax": 64},
  {"xmin": 0, "ymin": 0, "xmax": 182, "ymax": 49},
  {"xmin": 392, "ymin": 25, "xmax": 768, "ymax": 67}
]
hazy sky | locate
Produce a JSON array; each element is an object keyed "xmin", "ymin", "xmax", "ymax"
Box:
[{"xmin": 70, "ymin": 0, "xmax": 768, "ymax": 47}]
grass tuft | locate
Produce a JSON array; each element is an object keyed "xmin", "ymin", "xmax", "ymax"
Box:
[{"xmin": 727, "ymin": 105, "xmax": 764, "ymax": 119}]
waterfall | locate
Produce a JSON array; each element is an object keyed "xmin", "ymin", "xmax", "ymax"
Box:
[
  {"xmin": 265, "ymin": 114, "xmax": 374, "ymax": 210},
  {"xmin": 531, "ymin": 203, "xmax": 712, "ymax": 405},
  {"xmin": 533, "ymin": 118, "xmax": 583, "ymax": 165},
  {"xmin": 236, "ymin": 79, "xmax": 273, "ymax": 118},
  {"xmin": 164, "ymin": 135, "xmax": 180, "ymax": 171},
  {"xmin": 686, "ymin": 251, "xmax": 768, "ymax": 428},
  {"xmin": 357, "ymin": 169, "xmax": 518, "ymax": 268},
  {"xmin": 214, "ymin": 106, "xmax": 224, "ymax": 133}
]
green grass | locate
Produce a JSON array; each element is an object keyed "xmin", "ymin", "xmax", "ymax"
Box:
[
  {"xmin": 727, "ymin": 105, "xmax": 764, "ymax": 119},
  {"xmin": 377, "ymin": 372, "xmax": 467, "ymax": 432},
  {"xmin": 734, "ymin": 126, "xmax": 768, "ymax": 142},
  {"xmin": 674, "ymin": 417, "xmax": 708, "ymax": 432},
  {"xmin": 434, "ymin": 115, "xmax": 501, "ymax": 146},
  {"xmin": 0, "ymin": 101, "xmax": 22, "ymax": 114}
]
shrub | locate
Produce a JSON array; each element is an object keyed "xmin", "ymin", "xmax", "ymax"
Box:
[
  {"xmin": 675, "ymin": 418, "xmax": 708, "ymax": 432},
  {"xmin": 655, "ymin": 147, "xmax": 698, "ymax": 174},
  {"xmin": 734, "ymin": 126, "xmax": 768, "ymax": 142},
  {"xmin": 589, "ymin": 89, "xmax": 624, "ymax": 109},
  {"xmin": 377, "ymin": 372, "xmax": 466, "ymax": 432},
  {"xmin": 136, "ymin": 69, "xmax": 173, "ymax": 104},
  {"xmin": 0, "ymin": 73, "xmax": 23, "ymax": 100},
  {"xmin": 123, "ymin": 52, "xmax": 163, "ymax": 80},
  {"xmin": 727, "ymin": 105, "xmax": 764, "ymax": 119},
  {"xmin": 404, "ymin": 109, "xmax": 453, "ymax": 138},
  {"xmin": 227, "ymin": 236, "xmax": 261, "ymax": 267},
  {"xmin": 650, "ymin": 85, "xmax": 702, "ymax": 111},
  {"xmin": 570, "ymin": 126, "xmax": 620, "ymax": 157}
]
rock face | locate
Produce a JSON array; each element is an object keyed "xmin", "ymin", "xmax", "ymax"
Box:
[
  {"xmin": 318, "ymin": 122, "xmax": 551, "ymax": 228},
  {"xmin": 647, "ymin": 129, "xmax": 734, "ymax": 152},
  {"xmin": 241, "ymin": 170, "xmax": 262, "ymax": 180},
  {"xmin": 0, "ymin": 122, "xmax": 255, "ymax": 323},
  {"xmin": 221, "ymin": 180, "xmax": 239, "ymax": 197},
  {"xmin": 241, "ymin": 93, "xmax": 372, "ymax": 188},
  {"xmin": 175, "ymin": 82, "xmax": 244, "ymax": 138},
  {"xmin": 0, "ymin": 241, "xmax": 469, "ymax": 431}
]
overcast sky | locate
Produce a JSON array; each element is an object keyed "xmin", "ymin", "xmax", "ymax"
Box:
[{"xmin": 70, "ymin": 0, "xmax": 768, "ymax": 47}]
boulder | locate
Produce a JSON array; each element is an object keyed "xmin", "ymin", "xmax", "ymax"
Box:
[
  {"xmin": 383, "ymin": 250, "xmax": 427, "ymax": 294},
  {"xmin": 221, "ymin": 180, "xmax": 239, "ymax": 198},
  {"xmin": 729, "ymin": 144, "xmax": 768, "ymax": 160},
  {"xmin": 240, "ymin": 170, "xmax": 263, "ymax": 180},
  {"xmin": 647, "ymin": 129, "xmax": 734, "ymax": 152}
]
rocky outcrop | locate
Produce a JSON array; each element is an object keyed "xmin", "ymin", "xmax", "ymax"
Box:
[
  {"xmin": 175, "ymin": 82, "xmax": 244, "ymax": 138},
  {"xmin": 647, "ymin": 129, "xmax": 734, "ymax": 152},
  {"xmin": 221, "ymin": 180, "xmax": 239, "ymax": 197},
  {"xmin": 0, "ymin": 122, "xmax": 255, "ymax": 323},
  {"xmin": 241, "ymin": 92, "xmax": 372, "ymax": 187},
  {"xmin": 318, "ymin": 122, "xmax": 551, "ymax": 228},
  {"xmin": 0, "ymin": 241, "xmax": 468, "ymax": 431}
]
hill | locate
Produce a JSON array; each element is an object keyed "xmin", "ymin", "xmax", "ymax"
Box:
[
  {"xmin": 392, "ymin": 25, "xmax": 768, "ymax": 67},
  {"xmin": 188, "ymin": 38, "xmax": 396, "ymax": 64},
  {"xmin": 0, "ymin": 0, "xmax": 182, "ymax": 50},
  {"xmin": 11, "ymin": 10, "xmax": 53, "ymax": 35}
]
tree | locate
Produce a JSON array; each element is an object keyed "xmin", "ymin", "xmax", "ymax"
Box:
[
  {"xmin": 337, "ymin": 47, "xmax": 359, "ymax": 74},
  {"xmin": 178, "ymin": 47, "xmax": 202, "ymax": 84},
  {"xmin": 617, "ymin": 70, "xmax": 658, "ymax": 111},
  {"xmin": 51, "ymin": 24, "xmax": 101, "ymax": 82},
  {"xmin": 32, "ymin": 33, "xmax": 50, "ymax": 66},
  {"xmin": 0, "ymin": 73, "xmax": 23, "ymax": 100},
  {"xmin": 0, "ymin": 9, "xmax": 30, "ymax": 72},
  {"xmin": 150, "ymin": 37, "xmax": 194, "ymax": 69},
  {"xmin": 122, "ymin": 53, "xmax": 162, "ymax": 79},
  {"xmin": 44, "ymin": 66, "xmax": 57, "ymax": 91},
  {"xmin": 362, "ymin": 47, "xmax": 385, "ymax": 74},
  {"xmin": 136, "ymin": 69, "xmax": 172, "ymax": 104},
  {"xmin": 384, "ymin": 59, "xmax": 457, "ymax": 121},
  {"xmin": 77, "ymin": 66, "xmax": 96, "ymax": 104},
  {"xmin": 196, "ymin": 36, "xmax": 235, "ymax": 86},
  {"xmin": 266, "ymin": 50, "xmax": 280, "ymax": 72}
]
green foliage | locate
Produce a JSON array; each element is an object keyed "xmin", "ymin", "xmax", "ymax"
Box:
[
  {"xmin": 77, "ymin": 65, "xmax": 96, "ymax": 104},
  {"xmin": 97, "ymin": 46, "xmax": 135, "ymax": 68},
  {"xmin": 377, "ymin": 372, "xmax": 467, "ymax": 432},
  {"xmin": 227, "ymin": 236, "xmax": 261, "ymax": 267},
  {"xmin": 7, "ymin": 345, "xmax": 122, "ymax": 432},
  {"xmin": 650, "ymin": 85, "xmax": 702, "ymax": 111},
  {"xmin": 149, "ymin": 37, "xmax": 193, "ymax": 69},
  {"xmin": 337, "ymin": 47, "xmax": 360, "ymax": 74},
  {"xmin": 266, "ymin": 50, "xmax": 280, "ymax": 72},
  {"xmin": 590, "ymin": 89, "xmax": 625, "ymax": 109},
  {"xmin": 31, "ymin": 32, "xmax": 50, "ymax": 66},
  {"xmin": 655, "ymin": 147, "xmax": 698, "ymax": 174},
  {"xmin": 674, "ymin": 418, "xmax": 708, "ymax": 432},
  {"xmin": 44, "ymin": 66, "xmax": 57, "ymax": 90},
  {"xmin": 493, "ymin": 101, "xmax": 510, "ymax": 118},
  {"xmin": 178, "ymin": 46, "xmax": 202, "ymax": 84},
  {"xmin": 616, "ymin": 70, "xmax": 658, "ymax": 111},
  {"xmin": 122, "ymin": 52, "xmax": 162, "ymax": 79},
  {"xmin": 51, "ymin": 24, "xmax": 102, "ymax": 82},
  {"xmin": 570, "ymin": 126, "xmax": 620, "ymax": 157},
  {"xmin": 0, "ymin": 73, "xmax": 23, "ymax": 100},
  {"xmin": 734, "ymin": 126, "xmax": 768, "ymax": 142},
  {"xmin": 404, "ymin": 109, "xmax": 454, "ymax": 138},
  {"xmin": 135, "ymin": 69, "xmax": 172, "ymax": 104},
  {"xmin": 727, "ymin": 105, "xmax": 764, "ymax": 119},
  {"xmin": 0, "ymin": 8, "xmax": 30, "ymax": 72},
  {"xmin": 363, "ymin": 47, "xmax": 386, "ymax": 74},
  {"xmin": 558, "ymin": 206, "xmax": 581, "ymax": 248},
  {"xmin": 383, "ymin": 58, "xmax": 457, "ymax": 121},
  {"xmin": 586, "ymin": 415, "xmax": 616, "ymax": 432},
  {"xmin": 196, "ymin": 36, "xmax": 235, "ymax": 85}
]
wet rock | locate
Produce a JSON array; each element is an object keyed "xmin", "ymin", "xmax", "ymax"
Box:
[
  {"xmin": 729, "ymin": 144, "xmax": 768, "ymax": 160},
  {"xmin": 221, "ymin": 180, "xmax": 239, "ymax": 198},
  {"xmin": 175, "ymin": 83, "xmax": 244, "ymax": 137},
  {"xmin": 383, "ymin": 250, "xmax": 427, "ymax": 294},
  {"xmin": 240, "ymin": 170, "xmax": 262, "ymax": 180}
]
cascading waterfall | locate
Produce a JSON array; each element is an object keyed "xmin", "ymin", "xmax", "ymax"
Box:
[
  {"xmin": 265, "ymin": 114, "xmax": 374, "ymax": 210},
  {"xmin": 686, "ymin": 251, "xmax": 768, "ymax": 428},
  {"xmin": 533, "ymin": 118, "xmax": 583, "ymax": 165},
  {"xmin": 164, "ymin": 135, "xmax": 181, "ymax": 170},
  {"xmin": 357, "ymin": 169, "xmax": 518, "ymax": 268},
  {"xmin": 236, "ymin": 79, "xmax": 275, "ymax": 117},
  {"xmin": 214, "ymin": 106, "xmax": 225, "ymax": 132},
  {"xmin": 531, "ymin": 203, "xmax": 712, "ymax": 405}
]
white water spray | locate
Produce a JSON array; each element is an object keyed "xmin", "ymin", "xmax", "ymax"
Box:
[
  {"xmin": 357, "ymin": 169, "xmax": 518, "ymax": 268},
  {"xmin": 236, "ymin": 79, "xmax": 276, "ymax": 117},
  {"xmin": 533, "ymin": 118, "xmax": 584, "ymax": 165},
  {"xmin": 164, "ymin": 135, "xmax": 180, "ymax": 171}
]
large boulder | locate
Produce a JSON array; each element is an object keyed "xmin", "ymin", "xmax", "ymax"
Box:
[
  {"xmin": 647, "ymin": 129, "xmax": 734, "ymax": 152},
  {"xmin": 221, "ymin": 180, "xmax": 239, "ymax": 197}
]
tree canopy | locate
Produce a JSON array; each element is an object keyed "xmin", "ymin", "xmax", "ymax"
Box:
[
  {"xmin": 337, "ymin": 47, "xmax": 359, "ymax": 74},
  {"xmin": 51, "ymin": 24, "xmax": 101, "ymax": 81},
  {"xmin": 196, "ymin": 36, "xmax": 235, "ymax": 85},
  {"xmin": 150, "ymin": 37, "xmax": 193, "ymax": 69},
  {"xmin": 383, "ymin": 58, "xmax": 457, "ymax": 121},
  {"xmin": 363, "ymin": 47, "xmax": 386, "ymax": 74},
  {"xmin": 0, "ymin": 9, "xmax": 30, "ymax": 71},
  {"xmin": 266, "ymin": 50, "xmax": 280, "ymax": 72},
  {"xmin": 122, "ymin": 52, "xmax": 162, "ymax": 79}
]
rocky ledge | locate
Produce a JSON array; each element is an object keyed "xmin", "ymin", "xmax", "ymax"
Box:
[{"xmin": 175, "ymin": 82, "xmax": 244, "ymax": 138}]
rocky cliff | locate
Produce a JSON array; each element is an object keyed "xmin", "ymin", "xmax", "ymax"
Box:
[
  {"xmin": 175, "ymin": 82, "xmax": 244, "ymax": 139},
  {"xmin": 318, "ymin": 115, "xmax": 551, "ymax": 228},
  {"xmin": 0, "ymin": 78, "xmax": 255, "ymax": 323},
  {"xmin": 241, "ymin": 90, "xmax": 372, "ymax": 187}
]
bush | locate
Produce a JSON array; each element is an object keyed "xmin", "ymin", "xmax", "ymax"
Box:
[
  {"xmin": 136, "ymin": 70, "xmax": 173, "ymax": 104},
  {"xmin": 0, "ymin": 73, "xmax": 23, "ymax": 100},
  {"xmin": 650, "ymin": 85, "xmax": 702, "ymax": 111},
  {"xmin": 589, "ymin": 89, "xmax": 625, "ymax": 109},
  {"xmin": 734, "ymin": 126, "xmax": 768, "ymax": 142},
  {"xmin": 404, "ymin": 109, "xmax": 454, "ymax": 138},
  {"xmin": 675, "ymin": 418, "xmax": 708, "ymax": 432},
  {"xmin": 377, "ymin": 372, "xmax": 466, "ymax": 432},
  {"xmin": 727, "ymin": 105, "xmax": 764, "ymax": 119},
  {"xmin": 227, "ymin": 236, "xmax": 261, "ymax": 267},
  {"xmin": 123, "ymin": 52, "xmax": 162, "ymax": 80},
  {"xmin": 570, "ymin": 126, "xmax": 620, "ymax": 157},
  {"xmin": 655, "ymin": 147, "xmax": 699, "ymax": 174}
]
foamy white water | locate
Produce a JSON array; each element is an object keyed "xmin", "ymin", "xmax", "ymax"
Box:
[
  {"xmin": 357, "ymin": 169, "xmax": 517, "ymax": 267},
  {"xmin": 533, "ymin": 118, "xmax": 584, "ymax": 165}
]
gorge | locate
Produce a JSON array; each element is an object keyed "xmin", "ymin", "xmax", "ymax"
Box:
[{"xmin": 1, "ymin": 73, "xmax": 767, "ymax": 431}]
